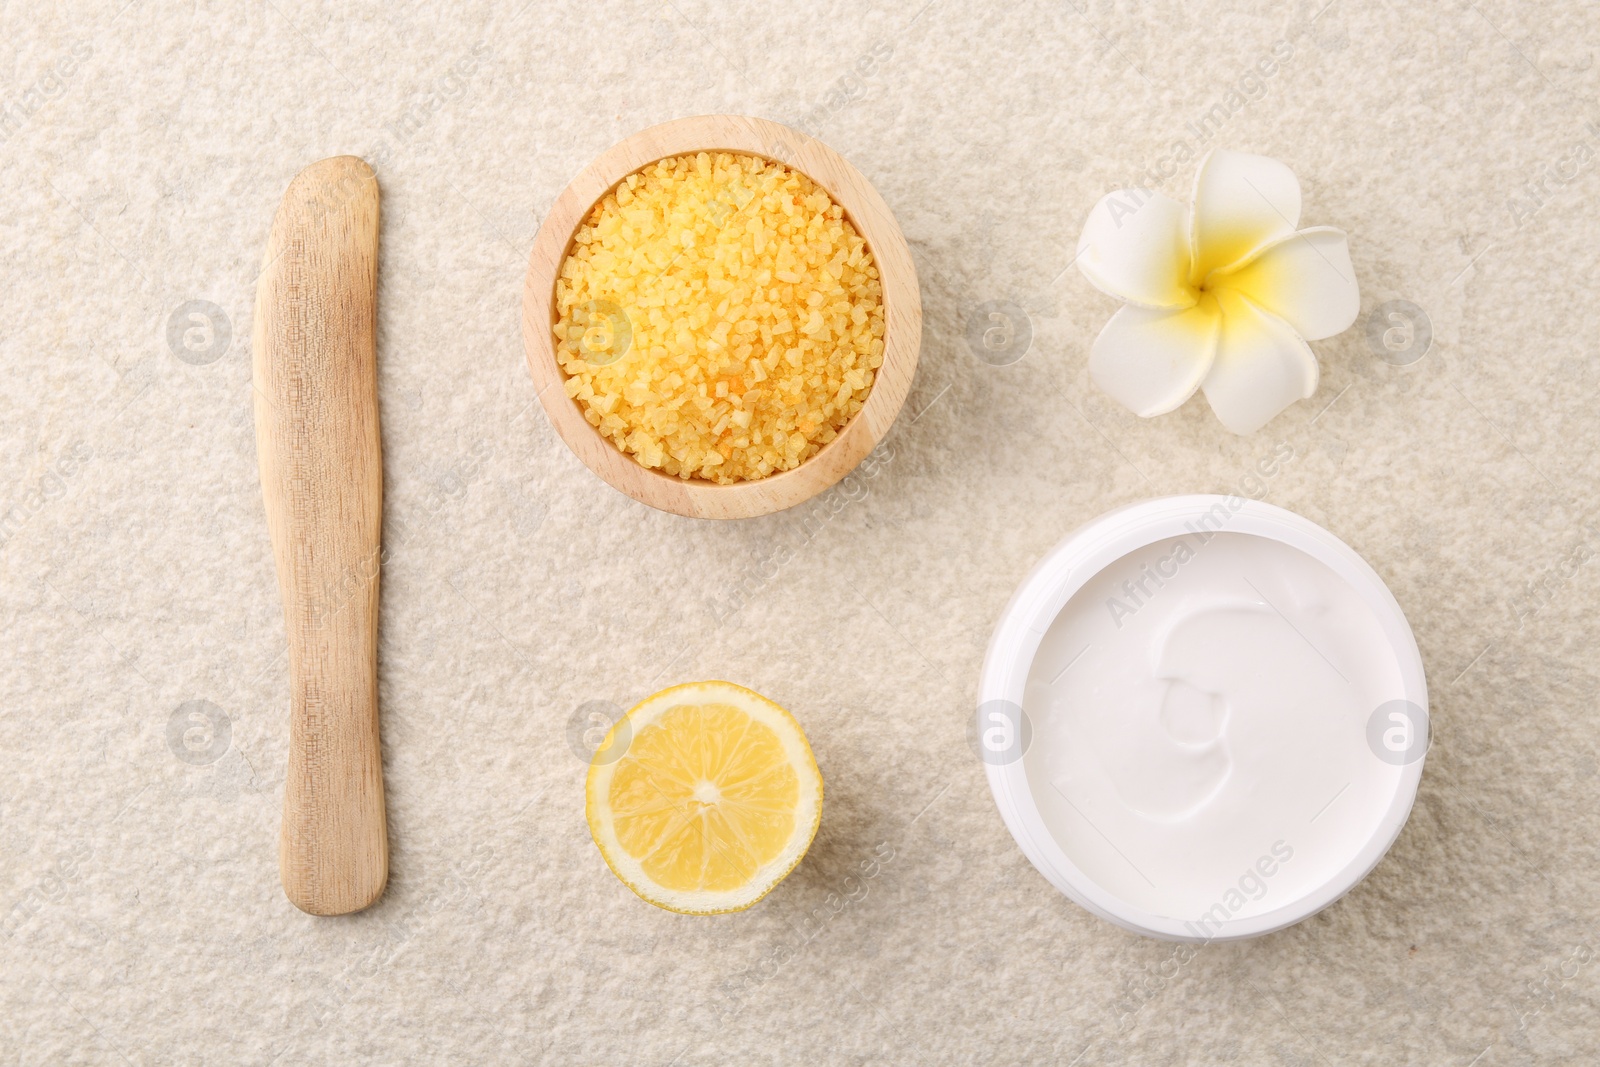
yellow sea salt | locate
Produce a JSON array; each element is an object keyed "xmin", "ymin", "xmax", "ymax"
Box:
[{"xmin": 553, "ymin": 151, "xmax": 885, "ymax": 483}]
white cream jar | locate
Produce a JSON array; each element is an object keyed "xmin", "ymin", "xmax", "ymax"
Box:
[{"xmin": 977, "ymin": 496, "xmax": 1428, "ymax": 941}]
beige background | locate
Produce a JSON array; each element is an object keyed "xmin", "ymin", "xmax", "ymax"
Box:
[{"xmin": 3, "ymin": 0, "xmax": 1598, "ymax": 1063}]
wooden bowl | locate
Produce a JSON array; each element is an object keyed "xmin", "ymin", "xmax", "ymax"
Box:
[{"xmin": 521, "ymin": 115, "xmax": 921, "ymax": 520}]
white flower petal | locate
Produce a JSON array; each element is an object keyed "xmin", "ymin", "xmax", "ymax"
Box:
[
  {"xmin": 1189, "ymin": 150, "xmax": 1302, "ymax": 285},
  {"xmin": 1089, "ymin": 296, "xmax": 1221, "ymax": 418},
  {"xmin": 1201, "ymin": 290, "xmax": 1320, "ymax": 435},
  {"xmin": 1077, "ymin": 189, "xmax": 1196, "ymax": 310},
  {"xmin": 1211, "ymin": 226, "xmax": 1359, "ymax": 341}
]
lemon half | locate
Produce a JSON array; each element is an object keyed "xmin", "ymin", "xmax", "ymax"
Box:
[{"xmin": 586, "ymin": 680, "xmax": 823, "ymax": 914}]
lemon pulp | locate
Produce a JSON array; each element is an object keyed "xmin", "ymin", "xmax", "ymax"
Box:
[{"xmin": 586, "ymin": 681, "xmax": 823, "ymax": 914}]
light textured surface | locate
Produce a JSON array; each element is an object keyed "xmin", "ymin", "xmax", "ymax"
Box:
[{"xmin": 2, "ymin": 1, "xmax": 1598, "ymax": 1063}]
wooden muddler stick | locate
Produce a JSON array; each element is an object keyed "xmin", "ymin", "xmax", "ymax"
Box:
[{"xmin": 253, "ymin": 156, "xmax": 387, "ymax": 915}]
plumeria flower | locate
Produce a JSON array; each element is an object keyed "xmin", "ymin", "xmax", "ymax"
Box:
[{"xmin": 1076, "ymin": 150, "xmax": 1359, "ymax": 434}]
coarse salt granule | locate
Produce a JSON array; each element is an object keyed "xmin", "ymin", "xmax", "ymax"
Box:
[{"xmin": 553, "ymin": 151, "xmax": 885, "ymax": 483}]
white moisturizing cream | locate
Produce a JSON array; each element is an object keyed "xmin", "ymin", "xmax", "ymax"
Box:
[{"xmin": 980, "ymin": 497, "xmax": 1428, "ymax": 941}]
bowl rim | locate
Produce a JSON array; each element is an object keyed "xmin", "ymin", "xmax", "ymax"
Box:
[
  {"xmin": 978, "ymin": 495, "xmax": 1429, "ymax": 942},
  {"xmin": 520, "ymin": 114, "xmax": 921, "ymax": 519}
]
